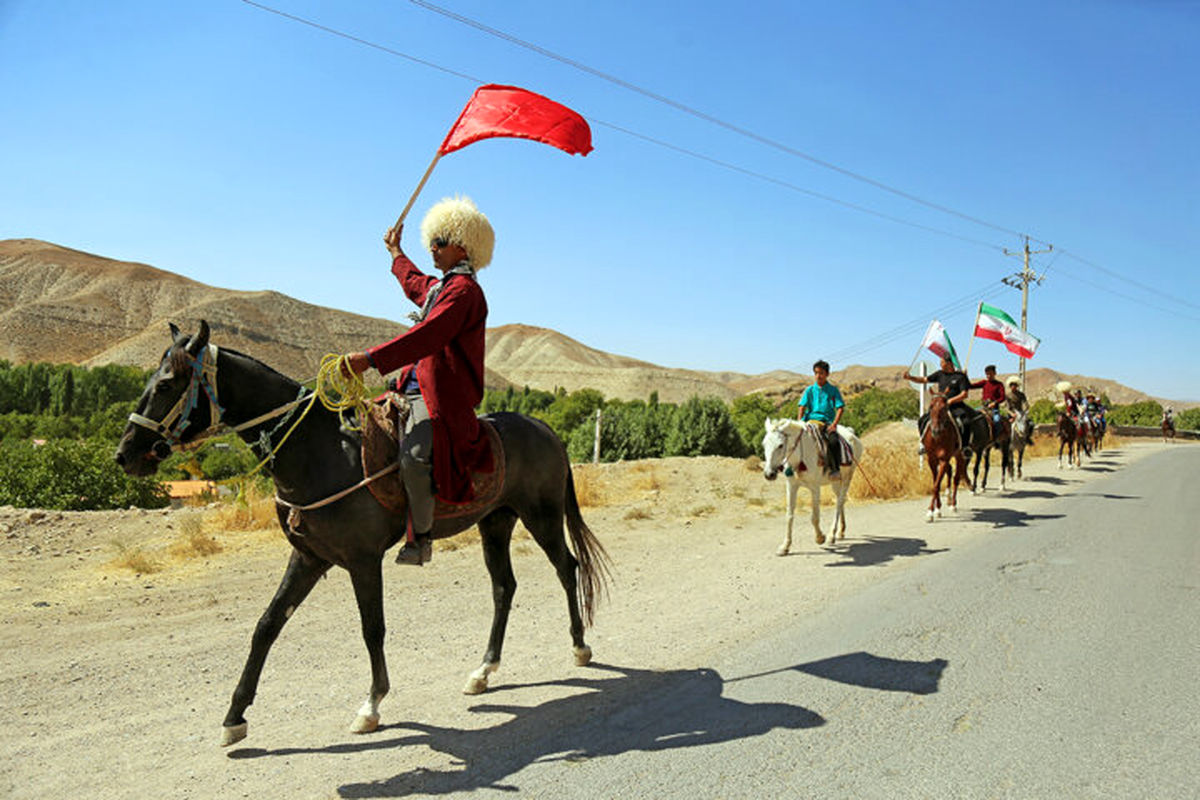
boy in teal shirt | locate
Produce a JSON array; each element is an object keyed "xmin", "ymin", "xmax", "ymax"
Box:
[{"xmin": 797, "ymin": 359, "xmax": 845, "ymax": 477}]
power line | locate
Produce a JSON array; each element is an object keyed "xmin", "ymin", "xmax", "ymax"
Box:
[
  {"xmin": 409, "ymin": 0, "xmax": 1037, "ymax": 243},
  {"xmin": 240, "ymin": 0, "xmax": 1009, "ymax": 253},
  {"xmin": 1059, "ymin": 249, "xmax": 1200, "ymax": 313}
]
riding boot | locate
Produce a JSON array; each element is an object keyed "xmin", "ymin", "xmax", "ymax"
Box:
[
  {"xmin": 395, "ymin": 531, "xmax": 433, "ymax": 566},
  {"xmin": 825, "ymin": 427, "xmax": 841, "ymax": 478}
]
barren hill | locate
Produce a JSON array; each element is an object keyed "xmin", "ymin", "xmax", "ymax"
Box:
[{"xmin": 0, "ymin": 239, "xmax": 1173, "ymax": 406}]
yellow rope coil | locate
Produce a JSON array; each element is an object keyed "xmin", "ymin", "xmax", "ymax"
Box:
[
  {"xmin": 242, "ymin": 353, "xmax": 369, "ymax": 482},
  {"xmin": 314, "ymin": 353, "xmax": 371, "ymax": 430}
]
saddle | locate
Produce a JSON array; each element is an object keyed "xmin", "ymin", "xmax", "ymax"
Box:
[{"xmin": 361, "ymin": 393, "xmax": 505, "ymax": 519}]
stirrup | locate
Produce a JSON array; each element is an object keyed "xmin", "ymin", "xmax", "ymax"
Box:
[{"xmin": 395, "ymin": 534, "xmax": 432, "ymax": 566}]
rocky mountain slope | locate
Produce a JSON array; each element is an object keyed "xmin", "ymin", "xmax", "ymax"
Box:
[{"xmin": 0, "ymin": 239, "xmax": 1172, "ymax": 406}]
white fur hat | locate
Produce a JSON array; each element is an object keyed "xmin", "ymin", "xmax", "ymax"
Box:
[
  {"xmin": 1006, "ymin": 375, "xmax": 1021, "ymax": 387},
  {"xmin": 420, "ymin": 196, "xmax": 494, "ymax": 269},
  {"xmin": 1055, "ymin": 380, "xmax": 1072, "ymax": 393}
]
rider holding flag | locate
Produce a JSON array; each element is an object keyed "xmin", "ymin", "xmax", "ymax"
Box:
[{"xmin": 905, "ymin": 355, "xmax": 981, "ymax": 456}]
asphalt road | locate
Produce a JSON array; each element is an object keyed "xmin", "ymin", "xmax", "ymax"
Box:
[{"xmin": 397, "ymin": 445, "xmax": 1200, "ymax": 800}]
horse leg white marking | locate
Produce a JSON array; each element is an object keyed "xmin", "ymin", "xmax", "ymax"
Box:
[
  {"xmin": 463, "ymin": 661, "xmax": 499, "ymax": 695},
  {"xmin": 351, "ymin": 697, "xmax": 381, "ymax": 734},
  {"xmin": 573, "ymin": 645, "xmax": 592, "ymax": 666},
  {"xmin": 779, "ymin": 477, "xmax": 798, "ymax": 555},
  {"xmin": 220, "ymin": 722, "xmax": 248, "ymax": 747}
]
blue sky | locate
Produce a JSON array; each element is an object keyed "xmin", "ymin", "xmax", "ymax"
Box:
[{"xmin": 3, "ymin": 1, "xmax": 1197, "ymax": 400}]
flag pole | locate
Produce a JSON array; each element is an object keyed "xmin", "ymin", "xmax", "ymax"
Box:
[
  {"xmin": 962, "ymin": 302, "xmax": 982, "ymax": 376},
  {"xmin": 392, "ymin": 150, "xmax": 443, "ymax": 233}
]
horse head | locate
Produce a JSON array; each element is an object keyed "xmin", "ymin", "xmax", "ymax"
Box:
[
  {"xmin": 115, "ymin": 321, "xmax": 216, "ymax": 477},
  {"xmin": 761, "ymin": 418, "xmax": 797, "ymax": 481}
]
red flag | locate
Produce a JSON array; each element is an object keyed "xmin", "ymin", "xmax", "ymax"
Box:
[{"xmin": 438, "ymin": 84, "xmax": 593, "ymax": 157}]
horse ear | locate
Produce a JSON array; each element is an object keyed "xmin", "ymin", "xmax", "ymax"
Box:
[
  {"xmin": 169, "ymin": 322, "xmax": 181, "ymax": 341},
  {"xmin": 187, "ymin": 320, "xmax": 210, "ymax": 356}
]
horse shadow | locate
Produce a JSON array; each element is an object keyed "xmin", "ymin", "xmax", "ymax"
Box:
[
  {"xmin": 230, "ymin": 654, "xmax": 947, "ymax": 798},
  {"xmin": 231, "ymin": 663, "xmax": 823, "ymax": 797},
  {"xmin": 1073, "ymin": 492, "xmax": 1140, "ymax": 501},
  {"xmin": 1080, "ymin": 465, "xmax": 1117, "ymax": 473},
  {"xmin": 1001, "ymin": 489, "xmax": 1059, "ymax": 500},
  {"xmin": 823, "ymin": 536, "xmax": 948, "ymax": 568},
  {"xmin": 1027, "ymin": 476, "xmax": 1077, "ymax": 486},
  {"xmin": 968, "ymin": 507, "xmax": 1066, "ymax": 528}
]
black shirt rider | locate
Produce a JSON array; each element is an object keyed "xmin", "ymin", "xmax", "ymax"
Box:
[{"xmin": 927, "ymin": 370, "xmax": 971, "ymax": 411}]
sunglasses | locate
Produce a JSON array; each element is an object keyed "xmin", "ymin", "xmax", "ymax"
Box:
[{"xmin": 432, "ymin": 237, "xmax": 450, "ymax": 248}]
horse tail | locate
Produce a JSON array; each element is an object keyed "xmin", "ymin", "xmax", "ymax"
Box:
[{"xmin": 564, "ymin": 467, "xmax": 612, "ymax": 628}]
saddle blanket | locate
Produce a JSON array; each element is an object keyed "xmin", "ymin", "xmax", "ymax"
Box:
[{"xmin": 362, "ymin": 393, "xmax": 505, "ymax": 519}]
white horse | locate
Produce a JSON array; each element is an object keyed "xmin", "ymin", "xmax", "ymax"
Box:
[{"xmin": 762, "ymin": 418, "xmax": 865, "ymax": 555}]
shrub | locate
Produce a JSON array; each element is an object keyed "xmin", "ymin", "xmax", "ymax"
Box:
[
  {"xmin": 665, "ymin": 396, "xmax": 748, "ymax": 457},
  {"xmin": 1107, "ymin": 400, "xmax": 1163, "ymax": 427},
  {"xmin": 840, "ymin": 388, "xmax": 919, "ymax": 435},
  {"xmin": 1177, "ymin": 408, "xmax": 1200, "ymax": 431},
  {"xmin": 0, "ymin": 438, "xmax": 169, "ymax": 510}
]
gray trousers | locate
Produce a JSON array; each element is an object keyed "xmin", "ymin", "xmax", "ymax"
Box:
[{"xmin": 401, "ymin": 394, "xmax": 435, "ymax": 534}]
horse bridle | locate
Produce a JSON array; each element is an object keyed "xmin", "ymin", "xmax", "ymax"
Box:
[{"xmin": 127, "ymin": 344, "xmax": 307, "ymax": 456}]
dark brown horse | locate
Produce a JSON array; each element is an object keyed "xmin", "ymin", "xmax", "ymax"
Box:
[
  {"xmin": 115, "ymin": 322, "xmax": 610, "ymax": 747},
  {"xmin": 1163, "ymin": 416, "xmax": 1176, "ymax": 443},
  {"xmin": 922, "ymin": 394, "xmax": 968, "ymax": 521},
  {"xmin": 972, "ymin": 410, "xmax": 1011, "ymax": 492},
  {"xmin": 1057, "ymin": 411, "xmax": 1080, "ymax": 468}
]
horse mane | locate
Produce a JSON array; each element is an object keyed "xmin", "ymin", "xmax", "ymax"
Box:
[{"xmin": 766, "ymin": 418, "xmax": 806, "ymax": 434}]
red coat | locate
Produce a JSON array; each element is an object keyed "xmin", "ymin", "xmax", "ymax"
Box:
[
  {"xmin": 974, "ymin": 378, "xmax": 1006, "ymax": 406},
  {"xmin": 367, "ymin": 253, "xmax": 493, "ymax": 503}
]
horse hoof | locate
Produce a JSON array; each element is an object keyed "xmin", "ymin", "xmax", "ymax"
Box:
[
  {"xmin": 220, "ymin": 723, "xmax": 248, "ymax": 747},
  {"xmin": 573, "ymin": 646, "xmax": 592, "ymax": 666},
  {"xmin": 463, "ymin": 676, "xmax": 489, "ymax": 695},
  {"xmin": 815, "ymin": 533, "xmax": 826, "ymax": 545},
  {"xmin": 775, "ymin": 546, "xmax": 789, "ymax": 557},
  {"xmin": 926, "ymin": 512, "xmax": 934, "ymax": 522},
  {"xmin": 351, "ymin": 713, "xmax": 380, "ymax": 735}
]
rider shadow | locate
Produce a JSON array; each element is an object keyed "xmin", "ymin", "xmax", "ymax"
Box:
[
  {"xmin": 968, "ymin": 507, "xmax": 1066, "ymax": 529},
  {"xmin": 234, "ymin": 663, "xmax": 825, "ymax": 798},
  {"xmin": 823, "ymin": 536, "xmax": 947, "ymax": 568}
]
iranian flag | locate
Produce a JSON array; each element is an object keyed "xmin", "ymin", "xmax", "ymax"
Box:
[
  {"xmin": 974, "ymin": 302, "xmax": 1040, "ymax": 359},
  {"xmin": 920, "ymin": 319, "xmax": 961, "ymax": 369}
]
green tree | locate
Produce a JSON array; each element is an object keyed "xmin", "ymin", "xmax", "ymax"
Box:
[
  {"xmin": 1029, "ymin": 398, "xmax": 1059, "ymax": 424},
  {"xmin": 536, "ymin": 388, "xmax": 605, "ymax": 444},
  {"xmin": 1176, "ymin": 408, "xmax": 1200, "ymax": 431},
  {"xmin": 1107, "ymin": 401, "xmax": 1162, "ymax": 427},
  {"xmin": 840, "ymin": 387, "xmax": 919, "ymax": 435},
  {"xmin": 665, "ymin": 396, "xmax": 747, "ymax": 457},
  {"xmin": 730, "ymin": 393, "xmax": 777, "ymax": 456}
]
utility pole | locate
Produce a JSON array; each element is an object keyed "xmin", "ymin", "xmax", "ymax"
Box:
[{"xmin": 1002, "ymin": 236, "xmax": 1052, "ymax": 390}]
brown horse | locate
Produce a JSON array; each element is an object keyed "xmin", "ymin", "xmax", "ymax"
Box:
[
  {"xmin": 1057, "ymin": 412, "xmax": 1080, "ymax": 468},
  {"xmin": 1163, "ymin": 416, "xmax": 1176, "ymax": 443},
  {"xmin": 922, "ymin": 394, "xmax": 967, "ymax": 521}
]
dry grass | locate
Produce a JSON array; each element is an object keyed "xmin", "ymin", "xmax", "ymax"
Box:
[
  {"xmin": 109, "ymin": 542, "xmax": 162, "ymax": 575},
  {"xmin": 169, "ymin": 513, "xmax": 223, "ymax": 559},
  {"xmin": 205, "ymin": 480, "xmax": 278, "ymax": 532},
  {"xmin": 848, "ymin": 440, "xmax": 930, "ymax": 502},
  {"xmin": 572, "ymin": 466, "xmax": 606, "ymax": 507},
  {"xmin": 630, "ymin": 464, "xmax": 663, "ymax": 493},
  {"xmin": 623, "ymin": 506, "xmax": 653, "ymax": 520}
]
